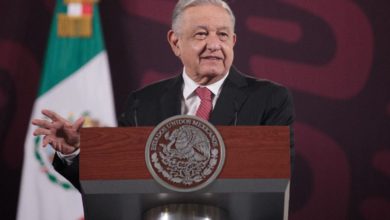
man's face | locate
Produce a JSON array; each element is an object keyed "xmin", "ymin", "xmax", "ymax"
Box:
[{"xmin": 168, "ymin": 4, "xmax": 236, "ymax": 85}]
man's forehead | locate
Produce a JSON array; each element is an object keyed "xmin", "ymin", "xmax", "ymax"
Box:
[{"xmin": 192, "ymin": 25, "xmax": 233, "ymax": 31}]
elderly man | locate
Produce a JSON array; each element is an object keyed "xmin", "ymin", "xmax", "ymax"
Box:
[{"xmin": 33, "ymin": 0, "xmax": 294, "ymax": 191}]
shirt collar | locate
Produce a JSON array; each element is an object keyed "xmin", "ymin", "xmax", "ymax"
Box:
[{"xmin": 182, "ymin": 67, "xmax": 229, "ymax": 100}]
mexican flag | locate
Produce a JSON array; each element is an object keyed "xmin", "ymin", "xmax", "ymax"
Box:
[{"xmin": 17, "ymin": 0, "xmax": 116, "ymax": 219}]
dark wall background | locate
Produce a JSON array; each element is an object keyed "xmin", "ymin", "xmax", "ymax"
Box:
[{"xmin": 1, "ymin": 0, "xmax": 389, "ymax": 219}]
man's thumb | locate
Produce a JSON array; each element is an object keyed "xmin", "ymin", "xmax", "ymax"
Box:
[{"xmin": 74, "ymin": 117, "xmax": 85, "ymax": 132}]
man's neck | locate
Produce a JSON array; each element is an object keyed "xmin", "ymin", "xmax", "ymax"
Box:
[{"xmin": 183, "ymin": 68, "xmax": 229, "ymax": 86}]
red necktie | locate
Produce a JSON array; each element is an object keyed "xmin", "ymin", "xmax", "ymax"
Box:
[{"xmin": 195, "ymin": 87, "xmax": 213, "ymax": 120}]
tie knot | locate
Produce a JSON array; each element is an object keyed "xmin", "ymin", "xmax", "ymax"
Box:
[{"xmin": 196, "ymin": 87, "xmax": 213, "ymax": 101}]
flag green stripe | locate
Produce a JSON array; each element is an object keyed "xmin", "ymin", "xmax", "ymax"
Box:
[{"xmin": 38, "ymin": 0, "xmax": 105, "ymax": 96}]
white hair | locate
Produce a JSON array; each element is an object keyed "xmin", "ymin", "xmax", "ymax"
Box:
[{"xmin": 171, "ymin": 0, "xmax": 236, "ymax": 34}]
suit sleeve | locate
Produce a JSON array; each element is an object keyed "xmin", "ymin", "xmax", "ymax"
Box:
[{"xmin": 52, "ymin": 154, "xmax": 81, "ymax": 192}]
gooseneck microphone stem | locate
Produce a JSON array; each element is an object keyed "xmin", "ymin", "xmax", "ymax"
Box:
[
  {"xmin": 132, "ymin": 99, "xmax": 140, "ymax": 127},
  {"xmin": 233, "ymin": 100, "xmax": 239, "ymax": 126},
  {"xmin": 134, "ymin": 108, "xmax": 138, "ymax": 127}
]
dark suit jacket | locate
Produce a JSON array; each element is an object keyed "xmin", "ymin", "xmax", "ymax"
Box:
[{"xmin": 54, "ymin": 67, "xmax": 295, "ymax": 191}]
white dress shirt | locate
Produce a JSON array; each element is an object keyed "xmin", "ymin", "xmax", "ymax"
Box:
[{"xmin": 181, "ymin": 68, "xmax": 229, "ymax": 115}]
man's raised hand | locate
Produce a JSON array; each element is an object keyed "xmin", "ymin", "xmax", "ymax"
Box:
[{"xmin": 32, "ymin": 109, "xmax": 84, "ymax": 155}]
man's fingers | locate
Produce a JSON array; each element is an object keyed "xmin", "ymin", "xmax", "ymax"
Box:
[
  {"xmin": 32, "ymin": 119, "xmax": 53, "ymax": 129},
  {"xmin": 32, "ymin": 118, "xmax": 66, "ymax": 133},
  {"xmin": 54, "ymin": 141, "xmax": 60, "ymax": 152},
  {"xmin": 43, "ymin": 137, "xmax": 76, "ymax": 154},
  {"xmin": 52, "ymin": 140, "xmax": 59, "ymax": 151},
  {"xmin": 42, "ymin": 136, "xmax": 51, "ymax": 147},
  {"xmin": 33, "ymin": 127, "xmax": 51, "ymax": 136},
  {"xmin": 74, "ymin": 117, "xmax": 85, "ymax": 131},
  {"xmin": 49, "ymin": 138, "xmax": 64, "ymax": 152},
  {"xmin": 35, "ymin": 110, "xmax": 82, "ymax": 152},
  {"xmin": 41, "ymin": 109, "xmax": 66, "ymax": 122}
]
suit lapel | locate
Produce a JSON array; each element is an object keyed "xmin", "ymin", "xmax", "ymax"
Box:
[
  {"xmin": 160, "ymin": 75, "xmax": 183, "ymax": 120},
  {"xmin": 210, "ymin": 68, "xmax": 249, "ymax": 125}
]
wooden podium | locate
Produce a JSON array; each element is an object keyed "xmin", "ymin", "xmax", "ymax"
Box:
[{"xmin": 80, "ymin": 126, "xmax": 290, "ymax": 220}]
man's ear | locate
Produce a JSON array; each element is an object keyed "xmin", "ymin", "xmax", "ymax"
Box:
[
  {"xmin": 167, "ymin": 30, "xmax": 181, "ymax": 57},
  {"xmin": 232, "ymin": 33, "xmax": 237, "ymax": 47}
]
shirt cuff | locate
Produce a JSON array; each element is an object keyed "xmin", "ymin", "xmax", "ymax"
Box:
[{"xmin": 56, "ymin": 148, "xmax": 80, "ymax": 166}]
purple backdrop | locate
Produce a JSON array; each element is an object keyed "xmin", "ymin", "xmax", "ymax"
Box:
[{"xmin": 1, "ymin": 0, "xmax": 389, "ymax": 219}]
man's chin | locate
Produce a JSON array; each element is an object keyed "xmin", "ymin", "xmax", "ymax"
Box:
[
  {"xmin": 199, "ymin": 67, "xmax": 226, "ymax": 77},
  {"xmin": 197, "ymin": 70, "xmax": 227, "ymax": 84}
]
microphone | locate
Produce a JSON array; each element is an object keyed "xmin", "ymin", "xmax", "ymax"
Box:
[
  {"xmin": 233, "ymin": 100, "xmax": 240, "ymax": 126},
  {"xmin": 132, "ymin": 99, "xmax": 140, "ymax": 127}
]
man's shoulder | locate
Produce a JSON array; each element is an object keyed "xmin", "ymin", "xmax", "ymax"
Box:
[{"xmin": 231, "ymin": 69, "xmax": 289, "ymax": 94}]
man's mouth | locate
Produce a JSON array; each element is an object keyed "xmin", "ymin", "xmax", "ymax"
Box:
[{"xmin": 201, "ymin": 56, "xmax": 223, "ymax": 61}]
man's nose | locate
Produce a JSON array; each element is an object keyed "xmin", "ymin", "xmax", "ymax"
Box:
[{"xmin": 206, "ymin": 35, "xmax": 222, "ymax": 51}]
